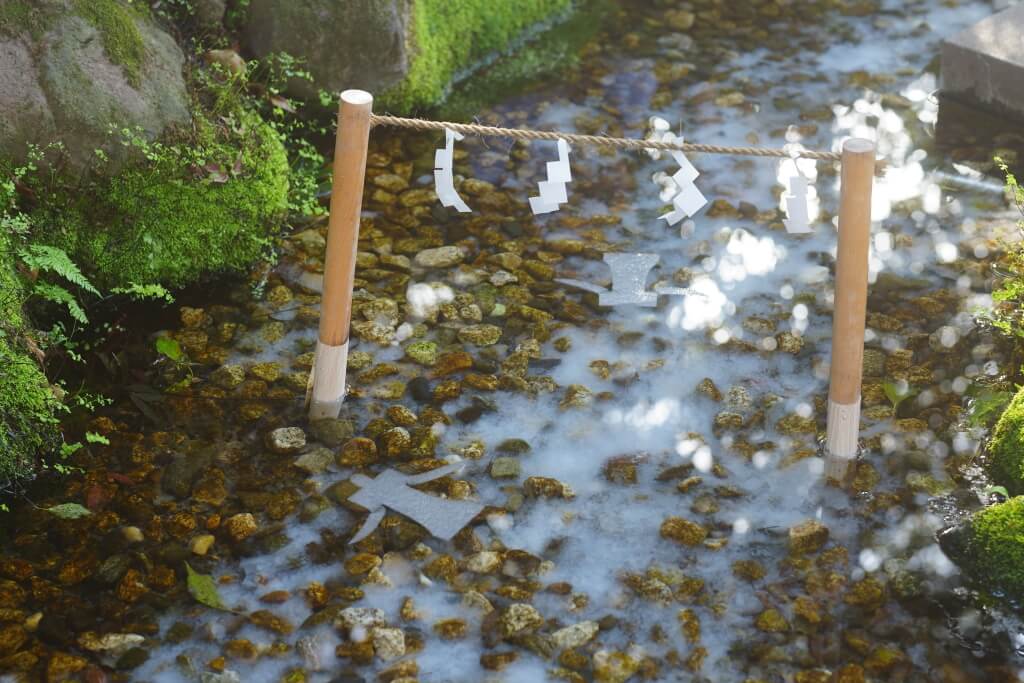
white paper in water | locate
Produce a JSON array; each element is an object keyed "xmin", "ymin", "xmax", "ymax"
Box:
[
  {"xmin": 556, "ymin": 253, "xmax": 695, "ymax": 307},
  {"xmin": 529, "ymin": 138, "xmax": 572, "ymax": 214},
  {"xmin": 783, "ymin": 174, "xmax": 812, "ymax": 234},
  {"xmin": 658, "ymin": 133, "xmax": 708, "ymax": 225},
  {"xmin": 347, "ymin": 463, "xmax": 484, "ymax": 543},
  {"xmin": 434, "ymin": 128, "xmax": 471, "ymax": 213}
]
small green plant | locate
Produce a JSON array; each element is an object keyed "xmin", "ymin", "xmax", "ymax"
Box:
[
  {"xmin": 966, "ymin": 384, "xmax": 1016, "ymax": 428},
  {"xmin": 155, "ymin": 336, "xmax": 184, "ymax": 363},
  {"xmin": 984, "ymin": 158, "xmax": 1024, "ymax": 339},
  {"xmin": 882, "ymin": 380, "xmax": 918, "ymax": 417}
]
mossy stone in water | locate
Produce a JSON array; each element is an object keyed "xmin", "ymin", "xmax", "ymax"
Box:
[
  {"xmin": 956, "ymin": 496, "xmax": 1024, "ymax": 597},
  {"xmin": 987, "ymin": 385, "xmax": 1024, "ymax": 495}
]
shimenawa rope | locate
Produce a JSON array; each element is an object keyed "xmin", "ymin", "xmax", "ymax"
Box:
[{"xmin": 370, "ymin": 113, "xmax": 851, "ymax": 163}]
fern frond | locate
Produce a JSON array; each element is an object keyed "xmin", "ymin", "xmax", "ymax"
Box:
[
  {"xmin": 33, "ymin": 282, "xmax": 88, "ymax": 324},
  {"xmin": 18, "ymin": 245, "xmax": 99, "ymax": 296}
]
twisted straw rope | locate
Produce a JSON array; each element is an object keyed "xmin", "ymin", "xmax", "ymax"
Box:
[{"xmin": 370, "ymin": 113, "xmax": 848, "ymax": 163}]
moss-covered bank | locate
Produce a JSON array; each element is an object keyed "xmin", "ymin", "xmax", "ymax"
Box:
[
  {"xmin": 0, "ymin": 234, "xmax": 59, "ymax": 484},
  {"xmin": 986, "ymin": 383, "xmax": 1024, "ymax": 495},
  {"xmin": 381, "ymin": 0, "xmax": 575, "ymax": 112},
  {"xmin": 38, "ymin": 108, "xmax": 290, "ymax": 288}
]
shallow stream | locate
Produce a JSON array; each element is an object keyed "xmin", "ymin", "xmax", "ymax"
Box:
[{"xmin": 5, "ymin": 1, "xmax": 1024, "ymax": 682}]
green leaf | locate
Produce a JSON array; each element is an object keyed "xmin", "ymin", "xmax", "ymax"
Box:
[
  {"xmin": 59, "ymin": 441, "xmax": 83, "ymax": 459},
  {"xmin": 881, "ymin": 381, "xmax": 917, "ymax": 413},
  {"xmin": 111, "ymin": 283, "xmax": 174, "ymax": 303},
  {"xmin": 155, "ymin": 337, "xmax": 184, "ymax": 362},
  {"xmin": 185, "ymin": 562, "xmax": 228, "ymax": 611},
  {"xmin": 85, "ymin": 431, "xmax": 110, "ymax": 445},
  {"xmin": 47, "ymin": 503, "xmax": 91, "ymax": 519},
  {"xmin": 968, "ymin": 388, "xmax": 1015, "ymax": 428},
  {"xmin": 33, "ymin": 282, "xmax": 88, "ymax": 324},
  {"xmin": 985, "ymin": 485, "xmax": 1010, "ymax": 499},
  {"xmin": 19, "ymin": 245, "xmax": 99, "ymax": 295}
]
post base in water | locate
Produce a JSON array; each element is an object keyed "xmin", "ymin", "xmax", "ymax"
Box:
[
  {"xmin": 309, "ymin": 340, "xmax": 349, "ymax": 420},
  {"xmin": 824, "ymin": 397, "xmax": 860, "ymax": 482}
]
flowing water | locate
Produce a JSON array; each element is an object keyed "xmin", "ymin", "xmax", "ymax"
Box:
[{"xmin": 5, "ymin": 1, "xmax": 1024, "ymax": 682}]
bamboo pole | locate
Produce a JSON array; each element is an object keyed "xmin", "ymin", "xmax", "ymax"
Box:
[
  {"xmin": 824, "ymin": 138, "xmax": 876, "ymax": 482},
  {"xmin": 309, "ymin": 89, "xmax": 373, "ymax": 420}
]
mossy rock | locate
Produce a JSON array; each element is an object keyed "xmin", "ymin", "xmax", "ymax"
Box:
[
  {"xmin": 0, "ymin": 0, "xmax": 191, "ymax": 174},
  {"xmin": 38, "ymin": 108, "xmax": 289, "ymax": 288},
  {"xmin": 0, "ymin": 232, "xmax": 59, "ymax": 483},
  {"xmin": 952, "ymin": 496, "xmax": 1024, "ymax": 598},
  {"xmin": 986, "ymin": 384, "xmax": 1024, "ymax": 495},
  {"xmin": 245, "ymin": 0, "xmax": 575, "ymax": 112}
]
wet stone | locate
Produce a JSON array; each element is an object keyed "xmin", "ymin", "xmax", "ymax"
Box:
[
  {"xmin": 660, "ymin": 517, "xmax": 709, "ymax": 546},
  {"xmin": 490, "ymin": 457, "xmax": 521, "ymax": 480},
  {"xmin": 307, "ymin": 417, "xmax": 355, "ymax": 446},
  {"xmin": 481, "ymin": 651, "xmax": 518, "ymax": 671},
  {"xmin": 524, "ymin": 477, "xmax": 575, "ymax": 499},
  {"xmin": 789, "ymin": 520, "xmax": 830, "ymax": 555},
  {"xmin": 497, "ymin": 438, "xmax": 531, "ymax": 455},
  {"xmin": 497, "ymin": 604, "xmax": 543, "ymax": 639},
  {"xmin": 294, "ymin": 447, "xmax": 334, "ymax": 474},
  {"xmin": 755, "ymin": 608, "xmax": 790, "ymax": 633},
  {"xmin": 266, "ymin": 427, "xmax": 307, "ymax": 454},
  {"xmin": 224, "ymin": 513, "xmax": 258, "ymax": 542},
  {"xmin": 404, "ymin": 340, "xmax": 439, "ymax": 366},
  {"xmin": 250, "ymin": 610, "xmax": 294, "ymax": 635},
  {"xmin": 458, "ymin": 324, "xmax": 502, "ymax": 346},
  {"xmin": 415, "ymin": 246, "xmax": 464, "ymax": 269},
  {"xmin": 210, "ymin": 365, "xmax": 245, "ymax": 389},
  {"xmin": 696, "ymin": 378, "xmax": 723, "ymax": 401},
  {"xmin": 338, "ymin": 438, "xmax": 378, "ymax": 467}
]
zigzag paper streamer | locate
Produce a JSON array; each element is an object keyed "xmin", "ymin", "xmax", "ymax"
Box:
[
  {"xmin": 783, "ymin": 174, "xmax": 812, "ymax": 234},
  {"xmin": 529, "ymin": 138, "xmax": 572, "ymax": 215},
  {"xmin": 434, "ymin": 128, "xmax": 471, "ymax": 213},
  {"xmin": 658, "ymin": 133, "xmax": 708, "ymax": 225}
]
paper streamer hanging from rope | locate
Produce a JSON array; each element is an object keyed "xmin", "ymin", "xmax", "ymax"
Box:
[
  {"xmin": 529, "ymin": 138, "xmax": 572, "ymax": 215},
  {"xmin": 434, "ymin": 128, "xmax": 471, "ymax": 213},
  {"xmin": 783, "ymin": 174, "xmax": 812, "ymax": 234},
  {"xmin": 658, "ymin": 133, "xmax": 708, "ymax": 225}
]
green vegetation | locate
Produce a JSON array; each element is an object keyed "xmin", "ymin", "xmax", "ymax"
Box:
[
  {"xmin": 982, "ymin": 162, "xmax": 1024, "ymax": 494},
  {"xmin": 985, "ymin": 158, "xmax": 1024, "ymax": 340},
  {"xmin": 26, "ymin": 59, "xmax": 292, "ymax": 289},
  {"xmin": 961, "ymin": 496, "xmax": 1024, "ymax": 597},
  {"xmin": 42, "ymin": 110, "xmax": 288, "ymax": 288},
  {"xmin": 0, "ymin": 226, "xmax": 60, "ymax": 484},
  {"xmin": 439, "ymin": 0, "xmax": 612, "ymax": 120},
  {"xmin": 988, "ymin": 384, "xmax": 1024, "ymax": 495},
  {"xmin": 380, "ymin": 0, "xmax": 574, "ymax": 112},
  {"xmin": 71, "ymin": 0, "xmax": 147, "ymax": 86},
  {"xmin": 0, "ymin": 0, "xmax": 52, "ymax": 38}
]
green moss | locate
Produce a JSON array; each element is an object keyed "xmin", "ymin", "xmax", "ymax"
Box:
[
  {"xmin": 987, "ymin": 384, "xmax": 1024, "ymax": 495},
  {"xmin": 0, "ymin": 0, "xmax": 52, "ymax": 38},
  {"xmin": 379, "ymin": 0, "xmax": 574, "ymax": 112},
  {"xmin": 438, "ymin": 0, "xmax": 612, "ymax": 121},
  {"xmin": 71, "ymin": 0, "xmax": 146, "ymax": 87},
  {"xmin": 0, "ymin": 234, "xmax": 59, "ymax": 484},
  {"xmin": 961, "ymin": 496, "xmax": 1024, "ymax": 597},
  {"xmin": 45, "ymin": 109, "xmax": 289, "ymax": 288}
]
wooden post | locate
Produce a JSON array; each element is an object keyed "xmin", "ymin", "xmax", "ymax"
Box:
[
  {"xmin": 824, "ymin": 138, "xmax": 875, "ymax": 481},
  {"xmin": 310, "ymin": 89, "xmax": 373, "ymax": 420}
]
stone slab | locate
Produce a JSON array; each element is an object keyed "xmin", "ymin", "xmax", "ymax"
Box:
[{"xmin": 941, "ymin": 4, "xmax": 1024, "ymax": 118}]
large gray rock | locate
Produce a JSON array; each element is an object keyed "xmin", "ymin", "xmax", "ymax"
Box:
[
  {"xmin": 941, "ymin": 4, "xmax": 1024, "ymax": 119},
  {"xmin": 0, "ymin": 0, "xmax": 190, "ymax": 174},
  {"xmin": 245, "ymin": 0, "xmax": 411, "ymax": 100}
]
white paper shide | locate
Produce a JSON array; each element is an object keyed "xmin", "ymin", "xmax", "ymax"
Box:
[
  {"xmin": 658, "ymin": 133, "xmax": 708, "ymax": 225},
  {"xmin": 434, "ymin": 128, "xmax": 471, "ymax": 213},
  {"xmin": 529, "ymin": 138, "xmax": 572, "ymax": 214}
]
